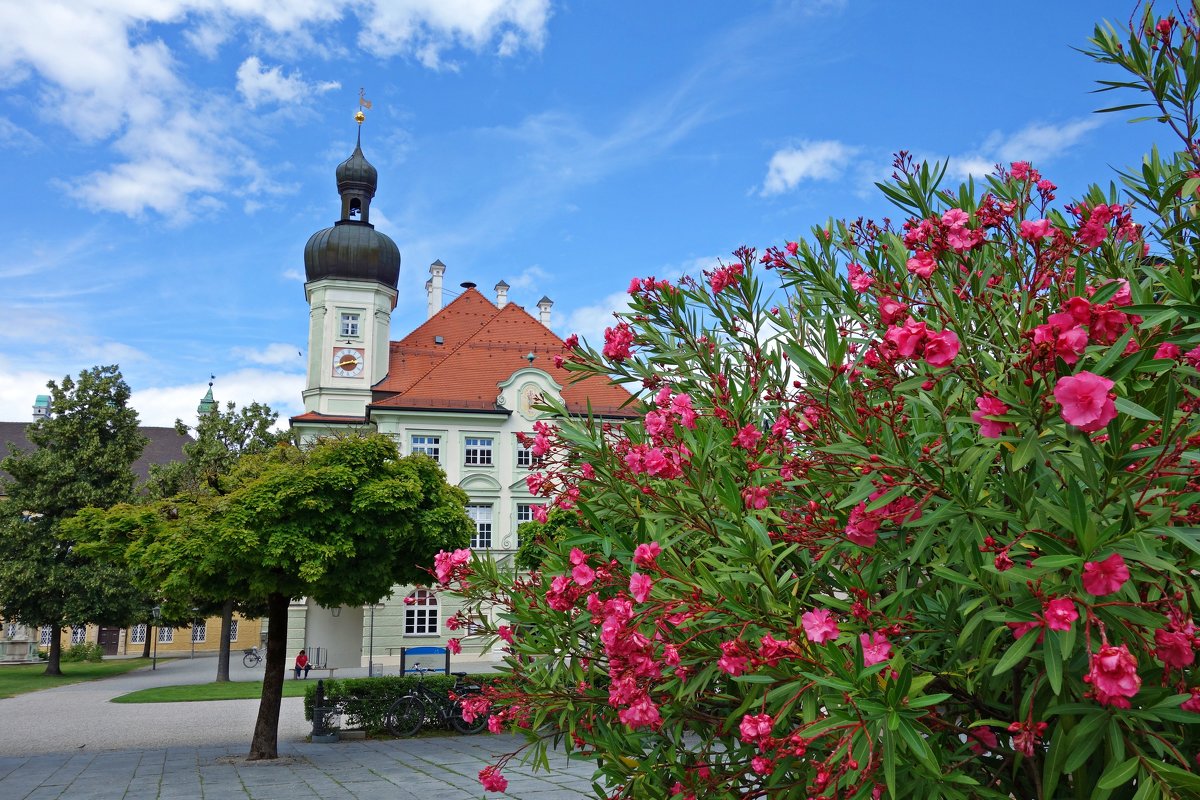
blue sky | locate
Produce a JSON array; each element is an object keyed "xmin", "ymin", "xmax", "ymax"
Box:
[{"xmin": 0, "ymin": 0, "xmax": 1167, "ymax": 426}]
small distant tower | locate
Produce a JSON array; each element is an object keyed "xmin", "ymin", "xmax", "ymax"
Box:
[
  {"xmin": 31, "ymin": 395, "xmax": 50, "ymax": 421},
  {"xmin": 197, "ymin": 376, "xmax": 217, "ymax": 417}
]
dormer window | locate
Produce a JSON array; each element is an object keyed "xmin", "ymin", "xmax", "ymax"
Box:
[{"xmin": 340, "ymin": 313, "xmax": 360, "ymax": 338}]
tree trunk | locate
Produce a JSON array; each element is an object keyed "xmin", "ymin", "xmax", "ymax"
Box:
[
  {"xmin": 215, "ymin": 599, "xmax": 234, "ymax": 682},
  {"xmin": 247, "ymin": 592, "xmax": 288, "ymax": 760},
  {"xmin": 44, "ymin": 627, "xmax": 62, "ymax": 676},
  {"xmin": 141, "ymin": 631, "xmax": 151, "ymax": 659}
]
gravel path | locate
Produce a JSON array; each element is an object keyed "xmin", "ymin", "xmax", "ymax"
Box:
[{"xmin": 0, "ymin": 655, "xmax": 318, "ymax": 756}]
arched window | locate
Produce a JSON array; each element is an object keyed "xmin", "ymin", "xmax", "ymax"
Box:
[{"xmin": 404, "ymin": 589, "xmax": 438, "ymax": 636}]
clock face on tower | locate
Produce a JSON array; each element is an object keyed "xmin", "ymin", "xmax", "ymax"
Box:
[{"xmin": 332, "ymin": 347, "xmax": 365, "ymax": 378}]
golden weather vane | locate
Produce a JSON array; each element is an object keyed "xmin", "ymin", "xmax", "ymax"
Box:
[{"xmin": 355, "ymin": 88, "xmax": 372, "ymax": 124}]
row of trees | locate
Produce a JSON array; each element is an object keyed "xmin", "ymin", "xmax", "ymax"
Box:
[{"xmin": 0, "ymin": 366, "xmax": 472, "ymax": 759}]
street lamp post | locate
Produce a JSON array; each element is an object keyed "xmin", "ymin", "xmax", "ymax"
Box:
[{"xmin": 151, "ymin": 606, "xmax": 161, "ymax": 671}]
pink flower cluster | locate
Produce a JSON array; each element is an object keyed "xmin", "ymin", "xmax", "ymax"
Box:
[
  {"xmin": 1054, "ymin": 371, "xmax": 1118, "ymax": 433},
  {"xmin": 602, "ymin": 322, "xmax": 635, "ymax": 362},
  {"xmin": 433, "ymin": 549, "xmax": 471, "ymax": 584},
  {"xmin": 1031, "ymin": 294, "xmax": 1134, "ymax": 368},
  {"xmin": 801, "ymin": 608, "xmax": 840, "ymax": 644},
  {"xmin": 479, "ymin": 766, "xmax": 508, "ymax": 793},
  {"xmin": 882, "ymin": 319, "xmax": 960, "ymax": 368},
  {"xmin": 971, "ymin": 395, "xmax": 1012, "ymax": 439},
  {"xmin": 1085, "ymin": 644, "xmax": 1141, "ymax": 708},
  {"xmin": 844, "ymin": 488, "xmax": 922, "ymax": 547},
  {"xmin": 708, "ymin": 261, "xmax": 744, "ymax": 294}
]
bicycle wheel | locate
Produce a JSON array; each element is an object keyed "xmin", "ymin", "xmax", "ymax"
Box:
[
  {"xmin": 242, "ymin": 652, "xmax": 259, "ymax": 668},
  {"xmin": 385, "ymin": 696, "xmax": 424, "ymax": 737},
  {"xmin": 450, "ymin": 692, "xmax": 487, "ymax": 735}
]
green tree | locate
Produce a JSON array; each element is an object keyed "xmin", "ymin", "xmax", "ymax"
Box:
[
  {"xmin": 0, "ymin": 365, "xmax": 147, "ymax": 676},
  {"xmin": 148, "ymin": 400, "xmax": 287, "ymax": 680},
  {"xmin": 71, "ymin": 434, "xmax": 472, "ymax": 760}
]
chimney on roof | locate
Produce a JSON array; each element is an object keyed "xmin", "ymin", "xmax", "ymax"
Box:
[
  {"xmin": 494, "ymin": 280, "xmax": 509, "ymax": 309},
  {"xmin": 32, "ymin": 395, "xmax": 50, "ymax": 421},
  {"xmin": 537, "ymin": 296, "xmax": 553, "ymax": 328},
  {"xmin": 427, "ymin": 260, "xmax": 446, "ymax": 319},
  {"xmin": 461, "ymin": 281, "xmax": 476, "ymax": 290}
]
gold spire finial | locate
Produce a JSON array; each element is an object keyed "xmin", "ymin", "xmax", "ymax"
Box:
[{"xmin": 356, "ymin": 88, "xmax": 371, "ymax": 124}]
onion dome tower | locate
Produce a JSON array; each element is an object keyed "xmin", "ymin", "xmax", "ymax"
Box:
[{"xmin": 300, "ymin": 108, "xmax": 400, "ymax": 418}]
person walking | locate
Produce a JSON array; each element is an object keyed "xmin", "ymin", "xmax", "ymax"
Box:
[{"xmin": 294, "ymin": 649, "xmax": 310, "ymax": 679}]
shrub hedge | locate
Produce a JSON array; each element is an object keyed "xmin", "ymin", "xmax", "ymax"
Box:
[{"xmin": 303, "ymin": 673, "xmax": 500, "ymax": 734}]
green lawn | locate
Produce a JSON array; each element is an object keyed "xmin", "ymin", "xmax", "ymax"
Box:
[
  {"xmin": 0, "ymin": 658, "xmax": 154, "ymax": 699},
  {"xmin": 112, "ymin": 680, "xmax": 311, "ymax": 703}
]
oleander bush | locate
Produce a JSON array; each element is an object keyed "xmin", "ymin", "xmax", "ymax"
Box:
[{"xmin": 440, "ymin": 8, "xmax": 1200, "ymax": 799}]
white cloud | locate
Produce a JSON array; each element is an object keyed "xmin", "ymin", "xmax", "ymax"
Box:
[
  {"xmin": 558, "ymin": 290, "xmax": 628, "ymax": 350},
  {"xmin": 231, "ymin": 342, "xmax": 305, "ymax": 367},
  {"xmin": 946, "ymin": 117, "xmax": 1104, "ymax": 179},
  {"xmin": 355, "ymin": 0, "xmax": 551, "ymax": 68},
  {"xmin": 132, "ymin": 369, "xmax": 305, "ymax": 428},
  {"xmin": 235, "ymin": 56, "xmax": 339, "ymax": 108},
  {"xmin": 760, "ymin": 140, "xmax": 861, "ymax": 196},
  {"xmin": 505, "ymin": 265, "xmax": 548, "ymax": 292},
  {"xmin": 281, "ymin": 268, "xmax": 305, "ymax": 282}
]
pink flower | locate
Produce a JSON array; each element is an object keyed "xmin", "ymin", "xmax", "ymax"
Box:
[
  {"xmin": 1043, "ymin": 598, "xmax": 1078, "ymax": 632},
  {"xmin": 923, "ymin": 329, "xmax": 960, "ymax": 368},
  {"xmin": 739, "ymin": 712, "xmax": 774, "ymax": 743},
  {"xmin": 742, "ymin": 486, "xmax": 769, "ymax": 510},
  {"xmin": 602, "ymin": 323, "xmax": 635, "ymax": 361},
  {"xmin": 1155, "ymin": 342, "xmax": 1182, "ymax": 360},
  {"xmin": 732, "ymin": 424, "xmax": 762, "ymax": 450},
  {"xmin": 802, "ymin": 608, "xmax": 840, "ymax": 644},
  {"xmin": 487, "ymin": 715, "xmax": 504, "ymax": 733},
  {"xmin": 972, "ymin": 395, "xmax": 1012, "ymax": 438},
  {"xmin": 479, "ymin": 766, "xmax": 509, "ymax": 793},
  {"xmin": 1008, "ymin": 620, "xmax": 1042, "ymax": 641},
  {"xmin": 618, "ymin": 694, "xmax": 662, "ymax": 729},
  {"xmin": 1082, "ymin": 553, "xmax": 1129, "ymax": 596},
  {"xmin": 447, "ymin": 638, "xmax": 462, "ymax": 655},
  {"xmin": 1155, "ymin": 628, "xmax": 1195, "ymax": 668},
  {"xmin": 633, "ymin": 542, "xmax": 662, "ymax": 568},
  {"xmin": 1019, "ymin": 219, "xmax": 1053, "ymax": 240},
  {"xmin": 942, "ymin": 208, "xmax": 969, "ymax": 228},
  {"xmin": 1010, "ymin": 161, "xmax": 1031, "ymax": 180},
  {"xmin": 907, "ymin": 250, "xmax": 936, "ymax": 279},
  {"xmin": 433, "ymin": 548, "xmax": 472, "ymax": 584},
  {"xmin": 1085, "ymin": 644, "xmax": 1141, "ymax": 708},
  {"xmin": 572, "ymin": 563, "xmax": 595, "ymax": 587},
  {"xmin": 1054, "ymin": 371, "xmax": 1118, "ymax": 432},
  {"xmin": 718, "ymin": 640, "xmax": 750, "ymax": 676},
  {"xmin": 630, "ymin": 573, "xmax": 652, "ymax": 603},
  {"xmin": 878, "ymin": 297, "xmax": 907, "ymax": 325},
  {"xmin": 750, "ymin": 757, "xmax": 774, "ymax": 776},
  {"xmin": 497, "ymin": 625, "xmax": 514, "ymax": 644},
  {"xmin": 532, "ymin": 505, "xmax": 549, "ymax": 523},
  {"xmin": 844, "ymin": 503, "xmax": 880, "ymax": 547},
  {"xmin": 860, "ymin": 632, "xmax": 892, "ymax": 666},
  {"xmin": 846, "ymin": 262, "xmax": 873, "ymax": 292}
]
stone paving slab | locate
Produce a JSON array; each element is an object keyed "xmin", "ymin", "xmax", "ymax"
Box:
[{"xmin": 0, "ymin": 734, "xmax": 595, "ymax": 800}]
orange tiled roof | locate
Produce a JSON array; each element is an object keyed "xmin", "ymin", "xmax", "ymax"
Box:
[
  {"xmin": 290, "ymin": 412, "xmax": 369, "ymax": 424},
  {"xmin": 371, "ymin": 289, "xmax": 635, "ymax": 417}
]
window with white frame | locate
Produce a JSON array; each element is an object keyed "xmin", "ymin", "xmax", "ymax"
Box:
[
  {"xmin": 467, "ymin": 504, "xmax": 493, "ymax": 549},
  {"xmin": 411, "ymin": 435, "xmax": 441, "ymax": 463},
  {"xmin": 71, "ymin": 626, "xmax": 86, "ymax": 645},
  {"xmin": 517, "ymin": 503, "xmax": 544, "ymax": 524},
  {"xmin": 192, "ymin": 621, "xmax": 206, "ymax": 643},
  {"xmin": 158, "ymin": 627, "xmax": 174, "ymax": 644},
  {"xmin": 465, "ymin": 615, "xmax": 487, "ymax": 636},
  {"xmin": 516, "ymin": 443, "xmax": 544, "ymax": 469},
  {"xmin": 130, "ymin": 624, "xmax": 147, "ymax": 645},
  {"xmin": 229, "ymin": 620, "xmax": 239, "ymax": 642},
  {"xmin": 404, "ymin": 589, "xmax": 438, "ymax": 635},
  {"xmin": 340, "ymin": 312, "xmax": 360, "ymax": 337},
  {"xmin": 464, "ymin": 437, "xmax": 493, "ymax": 466},
  {"xmin": 39, "ymin": 626, "xmax": 53, "ymax": 646},
  {"xmin": 4, "ymin": 622, "xmax": 16, "ymax": 639}
]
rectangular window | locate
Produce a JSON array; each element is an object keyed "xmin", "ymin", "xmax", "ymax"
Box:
[
  {"xmin": 516, "ymin": 503, "xmax": 543, "ymax": 524},
  {"xmin": 466, "ymin": 615, "xmax": 487, "ymax": 637},
  {"xmin": 192, "ymin": 622, "xmax": 206, "ymax": 643},
  {"xmin": 39, "ymin": 626, "xmax": 52, "ymax": 646},
  {"xmin": 130, "ymin": 624, "xmax": 147, "ymax": 645},
  {"xmin": 516, "ymin": 444, "xmax": 544, "ymax": 469},
  {"xmin": 229, "ymin": 620, "xmax": 239, "ymax": 642},
  {"xmin": 158, "ymin": 627, "xmax": 174, "ymax": 644},
  {"xmin": 467, "ymin": 504, "xmax": 493, "ymax": 549},
  {"xmin": 404, "ymin": 589, "xmax": 439, "ymax": 636},
  {"xmin": 464, "ymin": 437, "xmax": 493, "ymax": 466},
  {"xmin": 340, "ymin": 312, "xmax": 360, "ymax": 337},
  {"xmin": 4, "ymin": 622, "xmax": 16, "ymax": 639},
  {"xmin": 411, "ymin": 435, "xmax": 441, "ymax": 463},
  {"xmin": 71, "ymin": 626, "xmax": 86, "ymax": 645}
]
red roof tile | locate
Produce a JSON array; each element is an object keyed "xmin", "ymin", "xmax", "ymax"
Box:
[
  {"xmin": 290, "ymin": 412, "xmax": 368, "ymax": 424},
  {"xmin": 372, "ymin": 289, "xmax": 635, "ymax": 417}
]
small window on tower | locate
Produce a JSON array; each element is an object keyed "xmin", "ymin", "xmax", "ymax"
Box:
[
  {"xmin": 349, "ymin": 198, "xmax": 361, "ymax": 218},
  {"xmin": 340, "ymin": 313, "xmax": 360, "ymax": 338}
]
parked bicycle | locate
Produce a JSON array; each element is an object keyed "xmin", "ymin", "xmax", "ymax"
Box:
[
  {"xmin": 242, "ymin": 647, "xmax": 262, "ymax": 668},
  {"xmin": 385, "ymin": 665, "xmax": 486, "ymax": 737}
]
